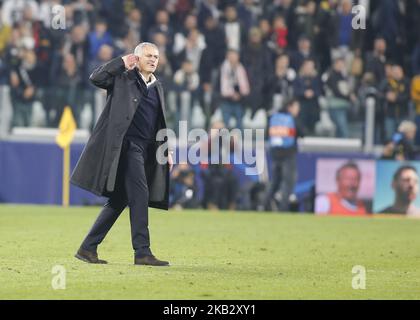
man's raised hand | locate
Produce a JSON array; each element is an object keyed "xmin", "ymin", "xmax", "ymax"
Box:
[{"xmin": 122, "ymin": 54, "xmax": 139, "ymax": 70}]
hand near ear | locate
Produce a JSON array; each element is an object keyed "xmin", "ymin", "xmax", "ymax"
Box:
[{"xmin": 122, "ymin": 54, "xmax": 139, "ymax": 70}]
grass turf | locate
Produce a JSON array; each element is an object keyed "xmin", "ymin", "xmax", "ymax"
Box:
[{"xmin": 0, "ymin": 204, "xmax": 419, "ymax": 300}]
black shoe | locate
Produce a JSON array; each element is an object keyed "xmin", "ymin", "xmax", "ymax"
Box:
[
  {"xmin": 134, "ymin": 255, "xmax": 169, "ymax": 266},
  {"xmin": 75, "ymin": 248, "xmax": 108, "ymax": 264}
]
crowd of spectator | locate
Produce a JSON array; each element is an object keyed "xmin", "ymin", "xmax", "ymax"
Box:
[
  {"xmin": 0, "ymin": 0, "xmax": 419, "ymax": 140},
  {"xmin": 2, "ymin": 0, "xmax": 420, "ymax": 211}
]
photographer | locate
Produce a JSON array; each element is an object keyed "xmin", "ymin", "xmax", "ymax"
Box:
[
  {"xmin": 170, "ymin": 163, "xmax": 200, "ymax": 210},
  {"xmin": 200, "ymin": 121, "xmax": 239, "ymax": 210},
  {"xmin": 388, "ymin": 121, "xmax": 420, "ymax": 161}
]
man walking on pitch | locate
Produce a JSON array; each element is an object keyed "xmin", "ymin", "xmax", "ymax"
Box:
[{"xmin": 71, "ymin": 42, "xmax": 173, "ymax": 266}]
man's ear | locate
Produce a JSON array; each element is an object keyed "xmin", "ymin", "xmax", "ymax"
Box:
[{"xmin": 135, "ymin": 56, "xmax": 141, "ymax": 68}]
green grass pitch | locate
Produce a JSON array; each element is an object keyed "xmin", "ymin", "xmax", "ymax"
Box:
[{"xmin": 0, "ymin": 204, "xmax": 419, "ymax": 300}]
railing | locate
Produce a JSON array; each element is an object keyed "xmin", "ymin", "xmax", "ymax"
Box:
[{"xmin": 364, "ymin": 96, "xmax": 376, "ymax": 154}]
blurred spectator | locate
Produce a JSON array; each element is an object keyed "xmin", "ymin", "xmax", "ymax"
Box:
[
  {"xmin": 380, "ymin": 139, "xmax": 400, "ymax": 160},
  {"xmin": 173, "ymin": 28, "xmax": 206, "ymax": 72},
  {"xmin": 64, "ymin": 25, "xmax": 89, "ymax": 80},
  {"xmin": 315, "ymin": 162, "xmax": 368, "ymax": 216},
  {"xmin": 264, "ymin": 54, "xmax": 296, "ymax": 115},
  {"xmin": 115, "ymin": 27, "xmax": 138, "ymax": 57},
  {"xmin": 67, "ymin": 0, "xmax": 95, "ymax": 28},
  {"xmin": 220, "ymin": 49, "xmax": 250, "ymax": 130},
  {"xmin": 173, "ymin": 59, "xmax": 199, "ymax": 129},
  {"xmin": 148, "ymin": 9, "xmax": 174, "ymax": 48},
  {"xmin": 197, "ymin": 0, "xmax": 220, "ymax": 31},
  {"xmin": 379, "ymin": 64, "xmax": 410, "ymax": 140},
  {"xmin": 151, "ymin": 31, "xmax": 171, "ymax": 61},
  {"xmin": 270, "ymin": 0, "xmax": 293, "ymax": 15},
  {"xmin": 110, "ymin": 8, "xmax": 145, "ymax": 55},
  {"xmin": 241, "ymin": 27, "xmax": 272, "ymax": 117},
  {"xmin": 222, "ymin": 5, "xmax": 245, "ymax": 53},
  {"xmin": 372, "ymin": 0, "xmax": 406, "ymax": 65},
  {"xmin": 161, "ymin": 0, "xmax": 194, "ymax": 30},
  {"xmin": 290, "ymin": 35, "xmax": 316, "ymax": 72},
  {"xmin": 200, "ymin": 15, "xmax": 226, "ymax": 70},
  {"xmin": 154, "ymin": 51, "xmax": 174, "ymax": 129},
  {"xmin": 199, "ymin": 15, "xmax": 226, "ymax": 108},
  {"xmin": 312, "ymin": 0, "xmax": 333, "ymax": 73},
  {"xmin": 294, "ymin": 0, "xmax": 317, "ymax": 44},
  {"xmin": 200, "ymin": 121, "xmax": 239, "ymax": 210},
  {"xmin": 390, "ymin": 121, "xmax": 420, "ymax": 161},
  {"xmin": 294, "ymin": 59, "xmax": 322, "ymax": 135},
  {"xmin": 51, "ymin": 52, "xmax": 83, "ymax": 127},
  {"xmin": 3, "ymin": 27, "xmax": 28, "ymax": 82},
  {"xmin": 324, "ymin": 56, "xmax": 357, "ymax": 138},
  {"xmin": 373, "ymin": 62, "xmax": 394, "ymax": 142},
  {"xmin": 271, "ymin": 15, "xmax": 288, "ymax": 54},
  {"xmin": 257, "ymin": 17, "xmax": 272, "ymax": 47},
  {"xmin": 364, "ymin": 37, "xmax": 387, "ymax": 85},
  {"xmin": 330, "ymin": 0, "xmax": 356, "ymax": 62},
  {"xmin": 264, "ymin": 98, "xmax": 304, "ymax": 212},
  {"xmin": 170, "ymin": 163, "xmax": 200, "ymax": 209},
  {"xmin": 237, "ymin": 0, "xmax": 259, "ymax": 31},
  {"xmin": 173, "ymin": 13, "xmax": 204, "ymax": 61},
  {"xmin": 103, "ymin": 0, "xmax": 147, "ymax": 39},
  {"xmin": 87, "ymin": 18, "xmax": 113, "ymax": 61},
  {"xmin": 9, "ymin": 48, "xmax": 38, "ymax": 127},
  {"xmin": 21, "ymin": 4, "xmax": 56, "ymax": 128},
  {"xmin": 125, "ymin": 8, "xmax": 145, "ymax": 47},
  {"xmin": 198, "ymin": 14, "xmax": 226, "ymax": 129},
  {"xmin": 87, "ymin": 43, "xmax": 114, "ymax": 127},
  {"xmin": 58, "ymin": 24, "xmax": 90, "ymax": 127},
  {"xmin": 1, "ymin": 0, "xmax": 39, "ymax": 27},
  {"xmin": 264, "ymin": 0, "xmax": 295, "ymax": 44},
  {"xmin": 16, "ymin": 5, "xmax": 53, "ymax": 71}
]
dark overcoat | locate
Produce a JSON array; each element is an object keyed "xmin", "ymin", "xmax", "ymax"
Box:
[{"xmin": 70, "ymin": 57, "xmax": 170, "ymax": 210}]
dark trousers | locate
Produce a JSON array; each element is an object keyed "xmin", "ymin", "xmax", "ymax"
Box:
[
  {"xmin": 264, "ymin": 151, "xmax": 297, "ymax": 211},
  {"xmin": 11, "ymin": 99, "xmax": 33, "ymax": 127},
  {"xmin": 202, "ymin": 166, "xmax": 238, "ymax": 209},
  {"xmin": 80, "ymin": 138, "xmax": 153, "ymax": 258}
]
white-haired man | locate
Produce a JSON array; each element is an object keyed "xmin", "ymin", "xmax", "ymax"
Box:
[
  {"xmin": 71, "ymin": 43, "xmax": 173, "ymax": 266},
  {"xmin": 390, "ymin": 120, "xmax": 420, "ymax": 161}
]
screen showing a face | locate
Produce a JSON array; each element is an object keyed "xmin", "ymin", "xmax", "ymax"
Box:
[
  {"xmin": 373, "ymin": 161, "xmax": 420, "ymax": 215},
  {"xmin": 315, "ymin": 159, "xmax": 375, "ymax": 215}
]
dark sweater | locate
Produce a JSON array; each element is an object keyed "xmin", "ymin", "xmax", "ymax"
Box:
[{"xmin": 125, "ymin": 72, "xmax": 161, "ymax": 145}]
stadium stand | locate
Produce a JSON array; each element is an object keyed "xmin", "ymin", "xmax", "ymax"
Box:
[{"xmin": 1, "ymin": 0, "xmax": 420, "ymax": 212}]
